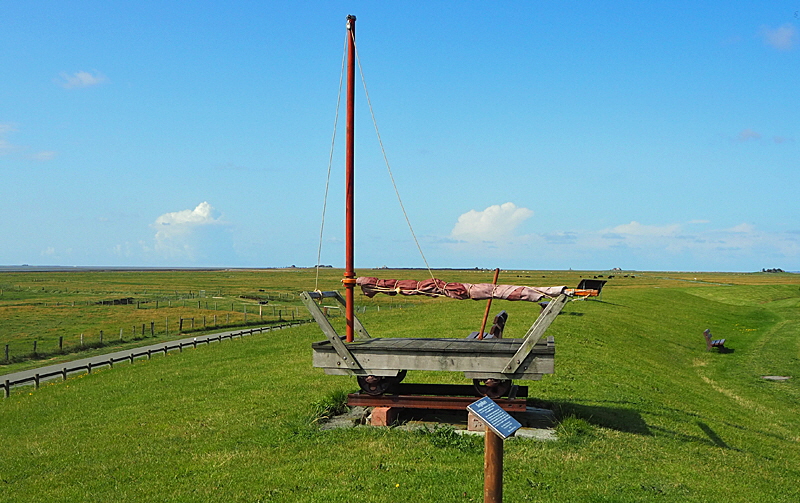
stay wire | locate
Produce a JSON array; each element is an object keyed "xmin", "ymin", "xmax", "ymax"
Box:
[
  {"xmin": 315, "ymin": 31, "xmax": 348, "ymax": 292},
  {"xmin": 351, "ymin": 32, "xmax": 438, "ymax": 286}
]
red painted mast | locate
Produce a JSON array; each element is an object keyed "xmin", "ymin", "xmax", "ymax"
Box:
[{"xmin": 343, "ymin": 15, "xmax": 357, "ymax": 342}]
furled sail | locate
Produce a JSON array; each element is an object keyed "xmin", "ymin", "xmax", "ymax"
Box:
[{"xmin": 356, "ymin": 277, "xmax": 569, "ymax": 302}]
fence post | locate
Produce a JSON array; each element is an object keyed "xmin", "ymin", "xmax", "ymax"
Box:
[
  {"xmin": 203, "ymin": 316, "xmax": 206, "ymax": 329},
  {"xmin": 214, "ymin": 314, "xmax": 217, "ymax": 327},
  {"xmin": 100, "ymin": 331, "xmax": 103, "ymax": 344},
  {"xmin": 141, "ymin": 323, "xmax": 145, "ymax": 336},
  {"xmin": 4, "ymin": 380, "xmax": 8, "ymax": 398},
  {"xmin": 180, "ymin": 318, "xmax": 184, "ymax": 331},
  {"xmin": 34, "ymin": 374, "xmax": 40, "ymax": 390},
  {"xmin": 5, "ymin": 344, "xmax": 9, "ymax": 362},
  {"xmin": 191, "ymin": 318, "xmax": 195, "ymax": 329},
  {"xmin": 80, "ymin": 333, "xmax": 84, "ymax": 347},
  {"xmin": 166, "ymin": 317, "xmax": 169, "ymax": 336},
  {"xmin": 33, "ymin": 340, "xmax": 37, "ymax": 357},
  {"xmin": 59, "ymin": 336, "xmax": 63, "ymax": 352},
  {"xmin": 120, "ymin": 328, "xmax": 124, "ymax": 341},
  {"xmin": 62, "ymin": 368, "xmax": 67, "ymax": 381},
  {"xmin": 151, "ymin": 321, "xmax": 155, "ymax": 336}
]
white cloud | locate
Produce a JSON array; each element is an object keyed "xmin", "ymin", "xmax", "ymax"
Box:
[
  {"xmin": 737, "ymin": 129, "xmax": 761, "ymax": 142},
  {"xmin": 728, "ymin": 223, "xmax": 755, "ymax": 233},
  {"xmin": 0, "ymin": 124, "xmax": 18, "ymax": 155},
  {"xmin": 760, "ymin": 23, "xmax": 797, "ymax": 51},
  {"xmin": 607, "ymin": 221, "xmax": 680, "ymax": 237},
  {"xmin": 152, "ymin": 202, "xmax": 229, "ymax": 261},
  {"xmin": 56, "ymin": 70, "xmax": 107, "ymax": 89},
  {"xmin": 441, "ymin": 217, "xmax": 800, "ymax": 271},
  {"xmin": 0, "ymin": 123, "xmax": 56, "ymax": 160},
  {"xmin": 450, "ymin": 202, "xmax": 534, "ymax": 242},
  {"xmin": 30, "ymin": 151, "xmax": 57, "ymax": 161}
]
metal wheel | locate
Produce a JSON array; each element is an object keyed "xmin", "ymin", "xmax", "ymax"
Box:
[
  {"xmin": 357, "ymin": 370, "xmax": 407, "ymax": 396},
  {"xmin": 473, "ymin": 378, "xmax": 512, "ymax": 398}
]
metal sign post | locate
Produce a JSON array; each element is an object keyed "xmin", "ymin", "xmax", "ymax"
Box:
[{"xmin": 467, "ymin": 396, "xmax": 522, "ymax": 503}]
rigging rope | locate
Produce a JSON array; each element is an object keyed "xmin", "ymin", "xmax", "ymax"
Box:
[
  {"xmin": 314, "ymin": 31, "xmax": 349, "ymax": 292},
  {"xmin": 351, "ymin": 32, "xmax": 439, "ymax": 288}
]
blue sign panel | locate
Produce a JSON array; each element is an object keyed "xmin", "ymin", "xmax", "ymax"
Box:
[{"xmin": 467, "ymin": 396, "xmax": 522, "ymax": 439}]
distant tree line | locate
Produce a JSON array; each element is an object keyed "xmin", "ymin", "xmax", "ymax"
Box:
[{"xmin": 761, "ymin": 268, "xmax": 785, "ymax": 273}]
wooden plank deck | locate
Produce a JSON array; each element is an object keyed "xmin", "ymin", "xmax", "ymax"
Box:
[{"xmin": 312, "ymin": 336, "xmax": 555, "ymax": 380}]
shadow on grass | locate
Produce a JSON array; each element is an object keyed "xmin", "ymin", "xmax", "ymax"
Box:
[
  {"xmin": 531, "ymin": 399, "xmax": 651, "ymax": 435},
  {"xmin": 697, "ymin": 421, "xmax": 730, "ymax": 448}
]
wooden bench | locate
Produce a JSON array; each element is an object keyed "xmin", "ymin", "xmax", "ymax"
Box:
[{"xmin": 703, "ymin": 329, "xmax": 726, "ymax": 351}]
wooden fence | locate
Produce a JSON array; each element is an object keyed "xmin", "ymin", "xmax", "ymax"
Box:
[{"xmin": 2, "ymin": 321, "xmax": 308, "ymax": 398}]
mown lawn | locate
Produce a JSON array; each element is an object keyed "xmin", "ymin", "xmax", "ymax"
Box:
[{"xmin": 1, "ymin": 270, "xmax": 799, "ymax": 501}]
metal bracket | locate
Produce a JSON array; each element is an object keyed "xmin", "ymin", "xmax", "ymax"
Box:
[{"xmin": 501, "ymin": 294, "xmax": 567, "ymax": 374}]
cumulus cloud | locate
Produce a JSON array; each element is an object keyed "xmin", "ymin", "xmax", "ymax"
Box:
[
  {"xmin": 152, "ymin": 202, "xmax": 229, "ymax": 261},
  {"xmin": 439, "ymin": 215, "xmax": 800, "ymax": 270},
  {"xmin": 450, "ymin": 202, "xmax": 534, "ymax": 242},
  {"xmin": 760, "ymin": 23, "xmax": 797, "ymax": 50},
  {"xmin": 56, "ymin": 70, "xmax": 107, "ymax": 89}
]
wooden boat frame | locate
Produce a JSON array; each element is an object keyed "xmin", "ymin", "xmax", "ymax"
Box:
[
  {"xmin": 304, "ymin": 290, "xmax": 567, "ymax": 382},
  {"xmin": 306, "ymin": 17, "xmax": 566, "ymax": 395}
]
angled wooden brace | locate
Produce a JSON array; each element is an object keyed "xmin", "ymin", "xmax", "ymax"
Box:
[{"xmin": 501, "ymin": 294, "xmax": 568, "ymax": 374}]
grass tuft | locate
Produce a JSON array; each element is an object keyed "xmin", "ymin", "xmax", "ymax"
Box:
[
  {"xmin": 417, "ymin": 424, "xmax": 482, "ymax": 451},
  {"xmin": 555, "ymin": 415, "xmax": 597, "ymax": 444}
]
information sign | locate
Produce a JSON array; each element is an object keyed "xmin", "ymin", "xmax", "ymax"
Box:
[{"xmin": 467, "ymin": 396, "xmax": 522, "ymax": 439}]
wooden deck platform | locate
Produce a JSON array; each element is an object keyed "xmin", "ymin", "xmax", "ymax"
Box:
[
  {"xmin": 311, "ymin": 336, "xmax": 554, "ymax": 380},
  {"xmin": 303, "ymin": 290, "xmax": 567, "ymax": 382}
]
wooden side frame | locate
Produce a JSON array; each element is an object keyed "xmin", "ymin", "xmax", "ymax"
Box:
[
  {"xmin": 301, "ymin": 291, "xmax": 363, "ymax": 370},
  {"xmin": 502, "ymin": 294, "xmax": 568, "ymax": 374}
]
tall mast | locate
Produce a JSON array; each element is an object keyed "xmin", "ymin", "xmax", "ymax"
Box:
[{"xmin": 343, "ymin": 14, "xmax": 356, "ymax": 342}]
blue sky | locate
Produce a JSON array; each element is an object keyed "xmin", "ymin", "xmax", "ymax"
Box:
[{"xmin": 1, "ymin": 1, "xmax": 798, "ymax": 272}]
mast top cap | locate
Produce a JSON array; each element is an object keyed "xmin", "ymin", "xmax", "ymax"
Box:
[{"xmin": 346, "ymin": 14, "xmax": 356, "ymax": 29}]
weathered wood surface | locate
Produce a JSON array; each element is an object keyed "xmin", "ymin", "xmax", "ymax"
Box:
[
  {"xmin": 305, "ymin": 290, "xmax": 564, "ymax": 381},
  {"xmin": 312, "ymin": 336, "xmax": 554, "ymax": 379}
]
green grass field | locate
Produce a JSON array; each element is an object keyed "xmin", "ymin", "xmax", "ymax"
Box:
[{"xmin": 1, "ymin": 269, "xmax": 799, "ymax": 501}]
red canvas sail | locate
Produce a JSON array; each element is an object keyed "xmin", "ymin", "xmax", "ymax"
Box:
[{"xmin": 356, "ymin": 277, "xmax": 568, "ymax": 303}]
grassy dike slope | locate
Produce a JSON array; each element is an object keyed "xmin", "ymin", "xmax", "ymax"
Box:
[{"xmin": 1, "ymin": 274, "xmax": 799, "ymax": 502}]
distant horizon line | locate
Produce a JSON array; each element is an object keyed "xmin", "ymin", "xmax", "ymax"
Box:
[{"xmin": 0, "ymin": 265, "xmax": 796, "ymax": 274}]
